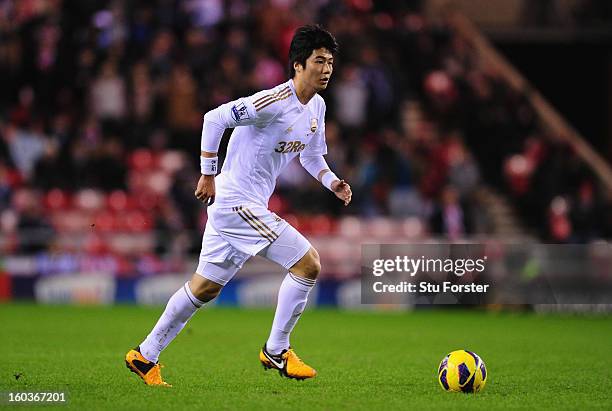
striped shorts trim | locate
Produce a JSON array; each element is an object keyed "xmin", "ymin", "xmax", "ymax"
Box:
[{"xmin": 232, "ymin": 205, "xmax": 279, "ymax": 243}]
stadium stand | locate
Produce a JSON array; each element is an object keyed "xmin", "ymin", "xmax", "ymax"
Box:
[{"xmin": 0, "ymin": 0, "xmax": 610, "ymax": 263}]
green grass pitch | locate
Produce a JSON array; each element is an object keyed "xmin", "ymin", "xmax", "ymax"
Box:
[{"xmin": 1, "ymin": 304, "xmax": 611, "ymax": 410}]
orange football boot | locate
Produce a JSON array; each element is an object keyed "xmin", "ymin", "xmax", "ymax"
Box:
[
  {"xmin": 125, "ymin": 347, "xmax": 171, "ymax": 387},
  {"xmin": 260, "ymin": 344, "xmax": 317, "ymax": 380}
]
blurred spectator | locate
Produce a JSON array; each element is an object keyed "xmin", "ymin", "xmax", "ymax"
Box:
[
  {"xmin": 0, "ymin": 163, "xmax": 14, "ymax": 209},
  {"xmin": 32, "ymin": 138, "xmax": 64, "ymax": 189},
  {"xmin": 167, "ymin": 63, "xmax": 199, "ymax": 133},
  {"xmin": 429, "ymin": 185, "xmax": 473, "ymax": 240},
  {"xmin": 5, "ymin": 122, "xmax": 47, "ymax": 179},
  {"xmin": 252, "ymin": 49, "xmax": 286, "ymax": 89},
  {"xmin": 131, "ymin": 61, "xmax": 154, "ymax": 123},
  {"xmin": 332, "ymin": 65, "xmax": 368, "ymax": 129},
  {"xmin": 90, "ymin": 61, "xmax": 127, "ymax": 120},
  {"xmin": 548, "ymin": 196, "xmax": 572, "ymax": 243},
  {"xmin": 149, "ymin": 30, "xmax": 175, "ymax": 80},
  {"xmin": 359, "ymin": 46, "xmax": 395, "ymax": 127},
  {"xmin": 570, "ymin": 180, "xmax": 604, "ymax": 242},
  {"xmin": 13, "ymin": 188, "xmax": 54, "ymax": 253},
  {"xmin": 446, "ymin": 133, "xmax": 480, "ymax": 198}
]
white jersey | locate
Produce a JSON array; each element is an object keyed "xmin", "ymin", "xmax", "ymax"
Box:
[{"xmin": 202, "ymin": 79, "xmax": 328, "ymax": 207}]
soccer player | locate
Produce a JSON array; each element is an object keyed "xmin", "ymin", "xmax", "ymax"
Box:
[{"xmin": 126, "ymin": 25, "xmax": 351, "ymax": 386}]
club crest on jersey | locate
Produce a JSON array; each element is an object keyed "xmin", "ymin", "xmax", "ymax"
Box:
[
  {"xmin": 231, "ymin": 102, "xmax": 250, "ymax": 122},
  {"xmin": 310, "ymin": 118, "xmax": 318, "ymax": 133}
]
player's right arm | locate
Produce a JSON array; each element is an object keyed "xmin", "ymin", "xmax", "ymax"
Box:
[
  {"xmin": 195, "ymin": 150, "xmax": 217, "ymax": 205},
  {"xmin": 195, "ymin": 87, "xmax": 287, "ymax": 204}
]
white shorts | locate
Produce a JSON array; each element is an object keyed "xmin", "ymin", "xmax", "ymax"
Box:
[{"xmin": 196, "ymin": 204, "xmax": 311, "ymax": 286}]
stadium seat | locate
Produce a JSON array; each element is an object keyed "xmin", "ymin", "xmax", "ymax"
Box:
[
  {"xmin": 401, "ymin": 217, "xmax": 424, "ymax": 238},
  {"xmin": 93, "ymin": 211, "xmax": 118, "ymax": 232},
  {"xmin": 147, "ymin": 171, "xmax": 172, "ymax": 195},
  {"xmin": 339, "ymin": 216, "xmax": 362, "ymax": 238},
  {"xmin": 129, "ymin": 149, "xmax": 156, "ymax": 171},
  {"xmin": 44, "ymin": 189, "xmax": 71, "ymax": 210},
  {"xmin": 159, "ymin": 150, "xmax": 186, "ymax": 174},
  {"xmin": 368, "ymin": 218, "xmax": 394, "ymax": 238},
  {"xmin": 309, "ymin": 214, "xmax": 333, "ymax": 235},
  {"xmin": 107, "ymin": 190, "xmax": 130, "ymax": 211},
  {"xmin": 125, "ymin": 210, "xmax": 153, "ymax": 232},
  {"xmin": 74, "ymin": 189, "xmax": 105, "ymax": 211}
]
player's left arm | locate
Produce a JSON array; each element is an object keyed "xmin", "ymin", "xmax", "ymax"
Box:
[
  {"xmin": 299, "ymin": 99, "xmax": 351, "ymax": 206},
  {"xmin": 300, "ymin": 154, "xmax": 352, "ymax": 206}
]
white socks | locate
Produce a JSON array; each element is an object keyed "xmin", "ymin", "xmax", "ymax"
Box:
[
  {"xmin": 266, "ymin": 273, "xmax": 316, "ymax": 355},
  {"xmin": 139, "ymin": 274, "xmax": 315, "ymax": 361},
  {"xmin": 139, "ymin": 282, "xmax": 204, "ymax": 363}
]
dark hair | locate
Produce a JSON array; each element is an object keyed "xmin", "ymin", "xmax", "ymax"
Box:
[{"xmin": 288, "ymin": 25, "xmax": 338, "ymax": 78}]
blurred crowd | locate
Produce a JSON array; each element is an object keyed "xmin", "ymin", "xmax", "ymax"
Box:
[{"xmin": 0, "ymin": 0, "xmax": 610, "ymax": 256}]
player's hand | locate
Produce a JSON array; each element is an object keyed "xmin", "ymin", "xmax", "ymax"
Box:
[
  {"xmin": 331, "ymin": 179, "xmax": 352, "ymax": 206},
  {"xmin": 195, "ymin": 175, "xmax": 215, "ymax": 205}
]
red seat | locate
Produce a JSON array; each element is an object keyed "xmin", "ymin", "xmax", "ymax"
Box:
[
  {"xmin": 309, "ymin": 214, "xmax": 333, "ymax": 235},
  {"xmin": 93, "ymin": 211, "xmax": 118, "ymax": 232},
  {"xmin": 44, "ymin": 189, "xmax": 71, "ymax": 210},
  {"xmin": 124, "ymin": 210, "xmax": 152, "ymax": 232},
  {"xmin": 107, "ymin": 190, "xmax": 131, "ymax": 211},
  {"xmin": 129, "ymin": 149, "xmax": 156, "ymax": 171}
]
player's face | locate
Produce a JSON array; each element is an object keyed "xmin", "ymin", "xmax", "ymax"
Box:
[{"xmin": 296, "ymin": 48, "xmax": 334, "ymax": 92}]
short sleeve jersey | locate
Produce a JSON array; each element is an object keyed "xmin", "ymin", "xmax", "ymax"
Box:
[{"xmin": 211, "ymin": 79, "xmax": 327, "ymax": 207}]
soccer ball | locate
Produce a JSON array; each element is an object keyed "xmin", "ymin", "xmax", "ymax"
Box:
[{"xmin": 438, "ymin": 350, "xmax": 487, "ymax": 393}]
